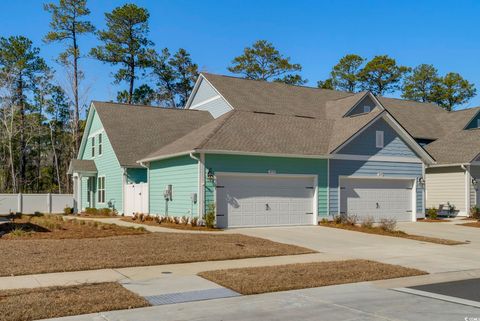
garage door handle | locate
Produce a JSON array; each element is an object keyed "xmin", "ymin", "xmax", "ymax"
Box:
[
  {"xmin": 265, "ymin": 204, "xmax": 270, "ymax": 210},
  {"xmin": 376, "ymin": 202, "xmax": 380, "ymax": 209},
  {"xmin": 305, "ymin": 212, "xmax": 313, "ymax": 215}
]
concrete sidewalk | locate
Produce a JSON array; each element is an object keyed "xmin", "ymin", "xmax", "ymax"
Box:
[
  {"xmin": 0, "ymin": 252, "xmax": 333, "ymax": 290},
  {"xmin": 45, "ymin": 281, "xmax": 480, "ymax": 321}
]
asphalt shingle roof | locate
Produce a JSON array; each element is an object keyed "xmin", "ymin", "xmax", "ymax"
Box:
[{"xmin": 91, "ymin": 101, "xmax": 213, "ymax": 167}]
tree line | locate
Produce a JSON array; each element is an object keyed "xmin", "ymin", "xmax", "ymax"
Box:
[{"xmin": 0, "ymin": 0, "xmax": 476, "ymax": 193}]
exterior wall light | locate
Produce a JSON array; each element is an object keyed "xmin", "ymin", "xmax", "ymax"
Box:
[
  {"xmin": 417, "ymin": 177, "xmax": 425, "ymax": 186},
  {"xmin": 472, "ymin": 178, "xmax": 478, "ymax": 189},
  {"xmin": 207, "ymin": 168, "xmax": 215, "ymax": 182}
]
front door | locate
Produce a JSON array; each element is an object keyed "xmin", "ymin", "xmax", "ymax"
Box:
[{"xmin": 87, "ymin": 177, "xmax": 95, "ymax": 208}]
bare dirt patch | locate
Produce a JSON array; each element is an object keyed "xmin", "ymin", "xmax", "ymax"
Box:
[
  {"xmin": 0, "ymin": 215, "xmax": 146, "ymax": 240},
  {"xmin": 199, "ymin": 260, "xmax": 427, "ymax": 295},
  {"xmin": 120, "ymin": 217, "xmax": 221, "ymax": 231},
  {"xmin": 0, "ymin": 233, "xmax": 314, "ymax": 276},
  {"xmin": 0, "ymin": 282, "xmax": 149, "ymax": 321},
  {"xmin": 319, "ymin": 222, "xmax": 465, "ymax": 245}
]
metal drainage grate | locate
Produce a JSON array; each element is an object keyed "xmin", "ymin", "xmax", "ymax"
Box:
[{"xmin": 145, "ymin": 288, "xmax": 240, "ymax": 305}]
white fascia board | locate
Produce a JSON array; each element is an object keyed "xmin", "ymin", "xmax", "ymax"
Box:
[
  {"xmin": 77, "ymin": 102, "xmax": 95, "ymax": 159},
  {"xmin": 184, "ymin": 75, "xmax": 204, "ymax": 109},
  {"xmin": 381, "ymin": 112, "xmax": 436, "ymax": 164},
  {"xmin": 343, "ymin": 91, "xmax": 385, "ymax": 117},
  {"xmin": 333, "ymin": 154, "xmax": 422, "ymax": 164},
  {"xmin": 136, "ymin": 151, "xmax": 195, "ymax": 164},
  {"xmin": 427, "ymin": 163, "xmax": 469, "ymax": 168}
]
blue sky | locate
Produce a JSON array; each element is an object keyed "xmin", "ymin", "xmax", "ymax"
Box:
[{"xmin": 2, "ymin": 0, "xmax": 480, "ymax": 116}]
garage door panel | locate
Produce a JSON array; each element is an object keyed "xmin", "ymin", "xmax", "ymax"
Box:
[
  {"xmin": 216, "ymin": 175, "xmax": 315, "ymax": 228},
  {"xmin": 340, "ymin": 178, "xmax": 413, "ymax": 222}
]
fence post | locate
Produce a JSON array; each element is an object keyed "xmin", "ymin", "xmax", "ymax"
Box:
[
  {"xmin": 17, "ymin": 193, "xmax": 22, "ymax": 214},
  {"xmin": 47, "ymin": 193, "xmax": 52, "ymax": 214}
]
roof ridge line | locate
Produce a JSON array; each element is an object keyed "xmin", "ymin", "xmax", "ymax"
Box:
[{"xmin": 93, "ymin": 100, "xmax": 205, "ymax": 111}]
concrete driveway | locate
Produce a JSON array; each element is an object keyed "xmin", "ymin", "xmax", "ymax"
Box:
[{"xmin": 231, "ymin": 224, "xmax": 480, "ymax": 273}]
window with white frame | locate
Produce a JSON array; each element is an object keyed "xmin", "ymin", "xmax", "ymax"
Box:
[
  {"xmin": 98, "ymin": 176, "xmax": 105, "ymax": 203},
  {"xmin": 376, "ymin": 131, "xmax": 384, "ymax": 148},
  {"xmin": 91, "ymin": 136, "xmax": 95, "ymax": 157},
  {"xmin": 98, "ymin": 133, "xmax": 103, "ymax": 155},
  {"xmin": 363, "ymin": 105, "xmax": 371, "ymax": 113}
]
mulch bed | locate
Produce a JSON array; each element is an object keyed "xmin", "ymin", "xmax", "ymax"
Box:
[
  {"xmin": 319, "ymin": 222, "xmax": 465, "ymax": 245},
  {"xmin": 0, "ymin": 282, "xmax": 149, "ymax": 321},
  {"xmin": 199, "ymin": 260, "xmax": 427, "ymax": 295},
  {"xmin": 0, "ymin": 233, "xmax": 314, "ymax": 276},
  {"xmin": 458, "ymin": 221, "xmax": 480, "ymax": 228},
  {"xmin": 0, "ymin": 216, "xmax": 146, "ymax": 240},
  {"xmin": 417, "ymin": 218, "xmax": 451, "ymax": 222},
  {"xmin": 120, "ymin": 217, "xmax": 221, "ymax": 231}
]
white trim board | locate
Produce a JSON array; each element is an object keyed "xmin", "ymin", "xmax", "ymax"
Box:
[{"xmin": 333, "ymin": 154, "xmax": 422, "ymax": 163}]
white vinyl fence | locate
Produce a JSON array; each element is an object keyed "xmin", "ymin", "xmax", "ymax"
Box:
[{"xmin": 0, "ymin": 193, "xmax": 73, "ymax": 214}]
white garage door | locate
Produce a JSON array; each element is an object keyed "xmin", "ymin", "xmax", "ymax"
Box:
[
  {"xmin": 216, "ymin": 174, "xmax": 316, "ymax": 228},
  {"xmin": 340, "ymin": 178, "xmax": 414, "ymax": 222}
]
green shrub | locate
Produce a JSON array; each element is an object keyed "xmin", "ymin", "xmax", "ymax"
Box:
[
  {"xmin": 63, "ymin": 207, "xmax": 74, "ymax": 215},
  {"xmin": 319, "ymin": 218, "xmax": 329, "ymax": 224},
  {"xmin": 470, "ymin": 206, "xmax": 480, "ymax": 220},
  {"xmin": 361, "ymin": 216, "xmax": 375, "ymax": 229},
  {"xmin": 205, "ymin": 204, "xmax": 216, "ymax": 228},
  {"xmin": 427, "ymin": 207, "xmax": 438, "ymax": 220},
  {"xmin": 85, "ymin": 207, "xmax": 98, "ymax": 215}
]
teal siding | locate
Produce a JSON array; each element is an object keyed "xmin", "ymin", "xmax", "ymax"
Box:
[
  {"xmin": 329, "ymin": 159, "xmax": 424, "ymax": 217},
  {"xmin": 204, "ymin": 154, "xmax": 328, "ymax": 217},
  {"xmin": 338, "ymin": 118, "xmax": 419, "ymax": 158},
  {"xmin": 149, "ymin": 155, "xmax": 199, "ymax": 216},
  {"xmin": 126, "ymin": 168, "xmax": 147, "ymax": 184},
  {"xmin": 465, "ymin": 111, "xmax": 480, "ymax": 129},
  {"xmin": 79, "ymin": 108, "xmax": 124, "ymax": 212}
]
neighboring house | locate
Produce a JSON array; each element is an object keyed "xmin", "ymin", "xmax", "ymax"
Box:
[
  {"xmin": 68, "ymin": 101, "xmax": 212, "ymax": 214},
  {"xmin": 71, "ymin": 73, "xmax": 480, "ymax": 227},
  {"xmin": 138, "ymin": 74, "xmax": 435, "ymax": 228}
]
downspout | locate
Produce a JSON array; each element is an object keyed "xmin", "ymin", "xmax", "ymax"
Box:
[
  {"xmin": 462, "ymin": 164, "xmax": 470, "ymax": 215},
  {"xmin": 189, "ymin": 152, "xmax": 202, "ymax": 218}
]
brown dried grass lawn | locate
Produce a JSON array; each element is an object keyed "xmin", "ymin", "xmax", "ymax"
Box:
[
  {"xmin": 199, "ymin": 260, "xmax": 427, "ymax": 295},
  {"xmin": 0, "ymin": 282, "xmax": 149, "ymax": 321},
  {"xmin": 0, "ymin": 233, "xmax": 314, "ymax": 276},
  {"xmin": 320, "ymin": 222, "xmax": 465, "ymax": 245},
  {"xmin": 459, "ymin": 221, "xmax": 480, "ymax": 228},
  {"xmin": 0, "ymin": 215, "xmax": 146, "ymax": 239}
]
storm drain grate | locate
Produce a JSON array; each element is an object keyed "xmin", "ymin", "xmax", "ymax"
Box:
[{"xmin": 145, "ymin": 288, "xmax": 240, "ymax": 305}]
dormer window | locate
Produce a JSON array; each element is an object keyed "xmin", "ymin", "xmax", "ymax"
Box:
[
  {"xmin": 477, "ymin": 118, "xmax": 480, "ymax": 128},
  {"xmin": 363, "ymin": 105, "xmax": 371, "ymax": 113}
]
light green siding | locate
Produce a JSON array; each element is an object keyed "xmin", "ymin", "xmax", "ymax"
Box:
[
  {"xmin": 204, "ymin": 154, "xmax": 329, "ymax": 217},
  {"xmin": 149, "ymin": 155, "xmax": 199, "ymax": 216},
  {"xmin": 126, "ymin": 168, "xmax": 147, "ymax": 184},
  {"xmin": 79, "ymin": 108, "xmax": 124, "ymax": 213}
]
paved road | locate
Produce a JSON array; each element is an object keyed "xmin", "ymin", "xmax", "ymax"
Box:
[
  {"xmin": 48, "ymin": 282, "xmax": 480, "ymax": 321},
  {"xmin": 411, "ymin": 278, "xmax": 480, "ymax": 302}
]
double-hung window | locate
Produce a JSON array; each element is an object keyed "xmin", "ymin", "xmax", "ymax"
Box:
[
  {"xmin": 91, "ymin": 136, "xmax": 95, "ymax": 157},
  {"xmin": 98, "ymin": 133, "xmax": 103, "ymax": 156},
  {"xmin": 98, "ymin": 177, "xmax": 105, "ymax": 203}
]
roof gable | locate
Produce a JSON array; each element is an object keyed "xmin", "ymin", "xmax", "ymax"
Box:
[{"xmin": 343, "ymin": 92, "xmax": 383, "ymax": 117}]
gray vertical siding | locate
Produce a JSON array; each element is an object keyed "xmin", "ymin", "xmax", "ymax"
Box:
[
  {"xmin": 338, "ymin": 118, "xmax": 418, "ymax": 158},
  {"xmin": 190, "ymin": 78, "xmax": 231, "ymax": 118},
  {"xmin": 329, "ymin": 160, "xmax": 424, "ymax": 216},
  {"xmin": 465, "ymin": 112, "xmax": 480, "ymax": 129},
  {"xmin": 346, "ymin": 96, "xmax": 378, "ymax": 116}
]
